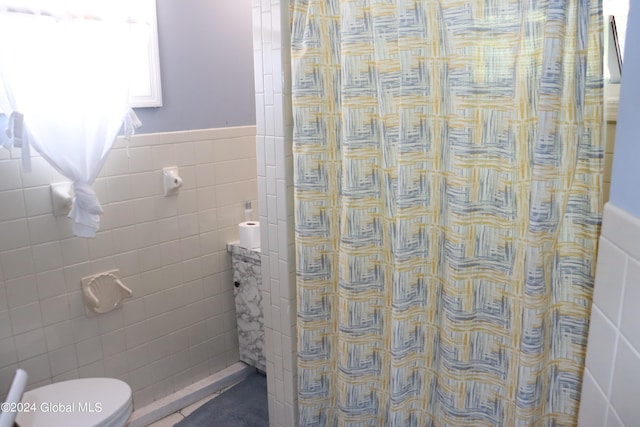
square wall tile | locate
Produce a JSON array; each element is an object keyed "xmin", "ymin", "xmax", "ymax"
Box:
[
  {"xmin": 196, "ymin": 163, "xmax": 217, "ymax": 187},
  {"xmin": 71, "ymin": 316, "xmax": 99, "ymax": 343},
  {"xmin": 32, "ymin": 242, "xmax": 63, "ymax": 273},
  {"xmin": 104, "ymin": 149, "xmax": 130, "ymax": 176},
  {"xmin": 36, "ymin": 269, "xmax": 67, "ymax": 300},
  {"xmin": 5, "ymin": 275, "xmax": 38, "ymax": 308},
  {"xmin": 17, "ymin": 158, "xmax": 51, "ymax": 188},
  {"xmin": 78, "ymin": 360, "xmax": 105, "ymax": 379},
  {"xmin": 0, "ymin": 337, "xmax": 17, "ymax": 369},
  {"xmin": 610, "ymin": 337, "xmax": 640, "ymax": 426},
  {"xmin": 0, "ymin": 219, "xmax": 29, "ymax": 252},
  {"xmin": 602, "ymin": 204, "xmax": 640, "ymax": 265},
  {"xmin": 110, "ymin": 226, "xmax": 139, "ymax": 254},
  {"xmin": 128, "ymin": 147, "xmax": 154, "ymax": 173},
  {"xmin": 40, "ymin": 295, "xmax": 71, "ymax": 326},
  {"xmin": 102, "ymin": 202, "xmax": 136, "ymax": 230},
  {"xmin": 10, "ymin": 302, "xmax": 43, "ymax": 335},
  {"xmin": 178, "ymin": 190, "xmax": 198, "ymax": 215},
  {"xmin": 44, "ymin": 321, "xmax": 74, "ymax": 351},
  {"xmin": 606, "ymin": 410, "xmax": 624, "ymax": 427},
  {"xmin": 49, "ymin": 346, "xmax": 78, "ymax": 377},
  {"xmin": 593, "ymin": 237, "xmax": 627, "ymax": 325},
  {"xmin": 214, "ymin": 159, "xmax": 258, "ymax": 185},
  {"xmin": 104, "ymin": 352, "xmax": 128, "ymax": 378},
  {"xmin": 101, "ymin": 329, "xmax": 126, "ymax": 358},
  {"xmin": 88, "ymin": 231, "xmax": 115, "ymax": 260},
  {"xmin": 578, "ymin": 369, "xmax": 609, "ymax": 427},
  {"xmin": 14, "ymin": 328, "xmax": 47, "ymax": 360},
  {"xmin": 1, "ymin": 248, "xmax": 35, "ymax": 281},
  {"xmin": 621, "ymin": 258, "xmax": 640, "ymax": 351},
  {"xmin": 23, "ymin": 186, "xmax": 53, "ymax": 217},
  {"xmin": 585, "ymin": 305, "xmax": 618, "ymax": 393},
  {"xmin": 60, "ymin": 238, "xmax": 90, "ymax": 266},
  {"xmin": 19, "ymin": 354, "xmax": 50, "ymax": 386},
  {"xmin": 76, "ymin": 337, "xmax": 103, "ymax": 367},
  {"xmin": 0, "ymin": 190, "xmax": 26, "ymax": 221}
]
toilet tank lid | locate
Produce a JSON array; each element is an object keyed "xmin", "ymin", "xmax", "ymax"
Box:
[{"xmin": 16, "ymin": 378, "xmax": 132, "ymax": 427}]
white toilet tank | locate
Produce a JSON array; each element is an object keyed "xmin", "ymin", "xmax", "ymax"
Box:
[{"xmin": 15, "ymin": 378, "xmax": 131, "ymax": 427}]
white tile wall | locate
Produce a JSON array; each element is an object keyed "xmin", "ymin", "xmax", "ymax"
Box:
[
  {"xmin": 252, "ymin": 0, "xmax": 298, "ymax": 426},
  {"xmin": 579, "ymin": 203, "xmax": 640, "ymax": 426},
  {"xmin": 0, "ymin": 126, "xmax": 258, "ymax": 410}
]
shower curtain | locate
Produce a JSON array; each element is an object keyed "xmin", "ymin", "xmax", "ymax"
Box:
[{"xmin": 292, "ymin": 0, "xmax": 603, "ymax": 426}]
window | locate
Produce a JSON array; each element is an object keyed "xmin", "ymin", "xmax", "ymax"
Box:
[
  {"xmin": 603, "ymin": 0, "xmax": 629, "ymax": 122},
  {"xmin": 0, "ymin": 0, "xmax": 162, "ymax": 108},
  {"xmin": 604, "ymin": 0, "xmax": 629, "ymax": 83},
  {"xmin": 123, "ymin": 0, "xmax": 163, "ymax": 107},
  {"xmin": 0, "ymin": 1, "xmax": 154, "ymax": 237}
]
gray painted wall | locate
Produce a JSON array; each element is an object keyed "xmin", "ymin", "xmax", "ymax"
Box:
[
  {"xmin": 610, "ymin": 2, "xmax": 640, "ymax": 217},
  {"xmin": 134, "ymin": 0, "xmax": 256, "ymax": 134}
]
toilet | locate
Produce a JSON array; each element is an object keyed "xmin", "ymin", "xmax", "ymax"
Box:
[{"xmin": 14, "ymin": 378, "xmax": 132, "ymax": 427}]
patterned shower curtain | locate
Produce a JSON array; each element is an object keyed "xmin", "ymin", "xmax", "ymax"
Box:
[{"xmin": 291, "ymin": 0, "xmax": 603, "ymax": 426}]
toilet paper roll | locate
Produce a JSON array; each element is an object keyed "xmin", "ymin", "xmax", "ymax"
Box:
[{"xmin": 239, "ymin": 221, "xmax": 260, "ymax": 250}]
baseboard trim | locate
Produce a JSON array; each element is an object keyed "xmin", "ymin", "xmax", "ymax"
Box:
[{"xmin": 126, "ymin": 362, "xmax": 253, "ymax": 427}]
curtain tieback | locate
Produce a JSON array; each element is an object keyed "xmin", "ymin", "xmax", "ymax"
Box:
[{"xmin": 69, "ymin": 182, "xmax": 104, "ymax": 237}]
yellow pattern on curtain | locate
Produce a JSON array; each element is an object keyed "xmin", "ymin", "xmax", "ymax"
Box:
[{"xmin": 291, "ymin": 0, "xmax": 603, "ymax": 425}]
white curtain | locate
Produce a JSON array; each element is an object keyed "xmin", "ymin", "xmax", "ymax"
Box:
[{"xmin": 0, "ymin": 7, "xmax": 141, "ymax": 237}]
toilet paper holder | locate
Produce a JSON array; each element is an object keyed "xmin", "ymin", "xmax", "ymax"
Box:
[{"xmin": 163, "ymin": 166, "xmax": 183, "ymax": 196}]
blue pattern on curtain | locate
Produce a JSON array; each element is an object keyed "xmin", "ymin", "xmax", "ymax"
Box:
[{"xmin": 292, "ymin": 0, "xmax": 603, "ymax": 425}]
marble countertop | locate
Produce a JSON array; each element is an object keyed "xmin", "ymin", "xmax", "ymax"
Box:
[{"xmin": 226, "ymin": 241, "xmax": 261, "ymax": 261}]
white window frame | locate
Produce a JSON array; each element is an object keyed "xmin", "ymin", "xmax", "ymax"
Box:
[
  {"xmin": 604, "ymin": 0, "xmax": 628, "ymax": 123},
  {"xmin": 127, "ymin": 0, "xmax": 163, "ymax": 108}
]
